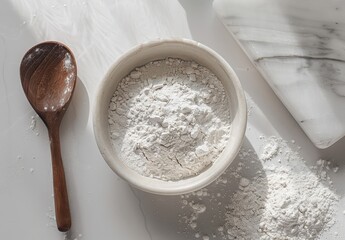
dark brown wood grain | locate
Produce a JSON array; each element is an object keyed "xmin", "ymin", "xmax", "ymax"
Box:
[{"xmin": 20, "ymin": 41, "xmax": 77, "ymax": 232}]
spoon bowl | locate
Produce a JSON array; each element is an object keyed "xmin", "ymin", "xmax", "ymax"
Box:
[{"xmin": 20, "ymin": 41, "xmax": 77, "ymax": 231}]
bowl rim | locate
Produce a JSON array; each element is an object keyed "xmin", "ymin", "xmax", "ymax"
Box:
[{"xmin": 93, "ymin": 38, "xmax": 247, "ymax": 195}]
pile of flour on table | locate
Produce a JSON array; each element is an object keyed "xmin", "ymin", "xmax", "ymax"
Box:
[
  {"xmin": 108, "ymin": 58, "xmax": 231, "ymax": 181},
  {"xmin": 179, "ymin": 137, "xmax": 339, "ymax": 240}
]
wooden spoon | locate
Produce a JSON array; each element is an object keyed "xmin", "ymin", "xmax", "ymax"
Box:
[{"xmin": 20, "ymin": 41, "xmax": 77, "ymax": 232}]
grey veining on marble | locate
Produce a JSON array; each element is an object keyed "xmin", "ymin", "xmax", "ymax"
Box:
[{"xmin": 213, "ymin": 0, "xmax": 345, "ymax": 148}]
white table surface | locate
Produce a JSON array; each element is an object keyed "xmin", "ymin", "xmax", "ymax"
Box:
[{"xmin": 1, "ymin": 0, "xmax": 344, "ymax": 239}]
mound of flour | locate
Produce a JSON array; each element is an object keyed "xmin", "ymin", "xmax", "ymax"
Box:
[
  {"xmin": 108, "ymin": 58, "xmax": 231, "ymax": 181},
  {"xmin": 179, "ymin": 137, "xmax": 339, "ymax": 240}
]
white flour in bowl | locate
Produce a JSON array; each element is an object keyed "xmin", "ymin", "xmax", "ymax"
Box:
[{"xmin": 108, "ymin": 58, "xmax": 232, "ymax": 181}]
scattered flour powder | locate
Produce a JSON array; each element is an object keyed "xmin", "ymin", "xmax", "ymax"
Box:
[
  {"xmin": 108, "ymin": 58, "xmax": 231, "ymax": 181},
  {"xmin": 29, "ymin": 115, "xmax": 40, "ymax": 136},
  {"xmin": 63, "ymin": 52, "xmax": 73, "ymax": 71},
  {"xmin": 179, "ymin": 137, "xmax": 339, "ymax": 240}
]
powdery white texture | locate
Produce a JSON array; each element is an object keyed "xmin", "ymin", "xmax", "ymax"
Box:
[
  {"xmin": 225, "ymin": 170, "xmax": 337, "ymax": 239},
  {"xmin": 225, "ymin": 137, "xmax": 339, "ymax": 240},
  {"xmin": 63, "ymin": 52, "xmax": 73, "ymax": 71},
  {"xmin": 179, "ymin": 137, "xmax": 339, "ymax": 240},
  {"xmin": 260, "ymin": 137, "xmax": 280, "ymax": 161},
  {"xmin": 29, "ymin": 115, "xmax": 40, "ymax": 136},
  {"xmin": 108, "ymin": 58, "xmax": 231, "ymax": 181}
]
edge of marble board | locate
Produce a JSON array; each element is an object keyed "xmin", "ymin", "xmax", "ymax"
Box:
[{"xmin": 212, "ymin": 6, "xmax": 343, "ymax": 149}]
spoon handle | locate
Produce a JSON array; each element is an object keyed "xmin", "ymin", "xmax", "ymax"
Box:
[{"xmin": 48, "ymin": 125, "xmax": 71, "ymax": 232}]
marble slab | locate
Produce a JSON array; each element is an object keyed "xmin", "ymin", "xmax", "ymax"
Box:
[{"xmin": 213, "ymin": 0, "xmax": 345, "ymax": 148}]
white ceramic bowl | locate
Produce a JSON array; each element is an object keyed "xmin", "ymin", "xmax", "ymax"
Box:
[{"xmin": 93, "ymin": 39, "xmax": 247, "ymax": 195}]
